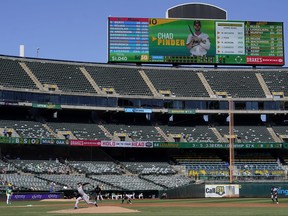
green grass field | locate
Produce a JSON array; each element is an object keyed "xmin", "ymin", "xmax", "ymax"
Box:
[{"xmin": 0, "ymin": 198, "xmax": 287, "ymax": 216}]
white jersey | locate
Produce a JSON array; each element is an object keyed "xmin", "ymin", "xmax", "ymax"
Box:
[
  {"xmin": 186, "ymin": 32, "xmax": 210, "ymax": 56},
  {"xmin": 272, "ymin": 187, "xmax": 278, "ymax": 196},
  {"xmin": 75, "ymin": 183, "xmax": 97, "ymax": 208},
  {"xmin": 77, "ymin": 185, "xmax": 86, "ymax": 196}
]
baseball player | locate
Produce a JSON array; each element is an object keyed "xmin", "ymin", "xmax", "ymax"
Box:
[
  {"xmin": 186, "ymin": 20, "xmax": 210, "ymax": 57},
  {"xmin": 271, "ymin": 186, "xmax": 279, "ymax": 204},
  {"xmin": 6, "ymin": 183, "xmax": 13, "ymax": 205},
  {"xmin": 74, "ymin": 182, "xmax": 98, "ymax": 209},
  {"xmin": 121, "ymin": 192, "xmax": 132, "ymax": 204},
  {"xmin": 94, "ymin": 185, "xmax": 103, "ymax": 201}
]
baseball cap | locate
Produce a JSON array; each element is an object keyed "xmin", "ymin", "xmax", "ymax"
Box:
[{"xmin": 194, "ymin": 20, "xmax": 201, "ymax": 26}]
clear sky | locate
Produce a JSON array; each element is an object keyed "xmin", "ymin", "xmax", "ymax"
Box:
[{"xmin": 1, "ymin": 0, "xmax": 287, "ymax": 66}]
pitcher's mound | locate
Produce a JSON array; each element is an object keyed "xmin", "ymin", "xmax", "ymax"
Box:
[{"xmin": 49, "ymin": 206, "xmax": 140, "ymax": 214}]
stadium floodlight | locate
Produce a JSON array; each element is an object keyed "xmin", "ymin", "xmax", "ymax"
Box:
[{"xmin": 36, "ymin": 48, "xmax": 40, "ymax": 58}]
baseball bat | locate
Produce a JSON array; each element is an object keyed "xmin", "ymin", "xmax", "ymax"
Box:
[{"xmin": 188, "ymin": 25, "xmax": 194, "ymax": 36}]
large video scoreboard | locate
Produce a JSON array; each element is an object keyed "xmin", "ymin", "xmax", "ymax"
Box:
[{"xmin": 108, "ymin": 17, "xmax": 284, "ymax": 66}]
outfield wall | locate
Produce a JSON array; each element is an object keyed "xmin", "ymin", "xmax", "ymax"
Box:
[
  {"xmin": 163, "ymin": 182, "xmax": 288, "ymax": 199},
  {"xmin": 0, "ymin": 192, "xmax": 64, "ymax": 201}
]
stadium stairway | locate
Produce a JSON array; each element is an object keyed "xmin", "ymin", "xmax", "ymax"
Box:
[
  {"xmin": 155, "ymin": 126, "xmax": 172, "ymax": 142},
  {"xmin": 210, "ymin": 127, "xmax": 227, "ymax": 142},
  {"xmin": 19, "ymin": 62, "xmax": 45, "ymax": 91},
  {"xmin": 197, "ymin": 72, "xmax": 216, "ymax": 98},
  {"xmin": 42, "ymin": 124, "xmax": 58, "ymax": 138},
  {"xmin": 80, "ymin": 67, "xmax": 102, "ymax": 94},
  {"xmin": 255, "ymin": 73, "xmax": 273, "ymax": 98},
  {"xmin": 138, "ymin": 69, "xmax": 160, "ymax": 96},
  {"xmin": 98, "ymin": 124, "xmax": 114, "ymax": 140},
  {"xmin": 267, "ymin": 127, "xmax": 282, "ymax": 142}
]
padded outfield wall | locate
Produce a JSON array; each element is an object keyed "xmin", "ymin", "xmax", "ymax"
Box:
[{"xmin": 162, "ymin": 183, "xmax": 288, "ymax": 199}]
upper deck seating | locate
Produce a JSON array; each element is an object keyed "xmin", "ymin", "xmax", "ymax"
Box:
[
  {"xmin": 26, "ymin": 61, "xmax": 96, "ymax": 93},
  {"xmin": 260, "ymin": 70, "xmax": 288, "ymax": 96},
  {"xmin": 85, "ymin": 65, "xmax": 153, "ymax": 96},
  {"xmin": 144, "ymin": 68, "xmax": 209, "ymax": 97},
  {"xmin": 203, "ymin": 70, "xmax": 265, "ymax": 98},
  {"xmin": 0, "ymin": 58, "xmax": 37, "ymax": 90}
]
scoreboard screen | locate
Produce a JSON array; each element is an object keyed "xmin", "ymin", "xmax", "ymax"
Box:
[{"xmin": 108, "ymin": 17, "xmax": 284, "ymax": 66}]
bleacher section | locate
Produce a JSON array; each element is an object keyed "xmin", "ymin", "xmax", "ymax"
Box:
[
  {"xmin": 10, "ymin": 159, "xmax": 71, "ymax": 174},
  {"xmin": 202, "ymin": 70, "xmax": 266, "ymax": 98},
  {"xmin": 175, "ymin": 156, "xmax": 229, "ymax": 181},
  {"xmin": 90, "ymin": 174, "xmax": 164, "ymax": 191},
  {"xmin": 25, "ymin": 61, "xmax": 96, "ymax": 93},
  {"xmin": 68, "ymin": 160, "xmax": 122, "ymax": 174},
  {"xmin": 103, "ymin": 124, "xmax": 166, "ymax": 141},
  {"xmin": 272, "ymin": 126, "xmax": 288, "ymax": 142},
  {"xmin": 140, "ymin": 174, "xmax": 193, "ymax": 188},
  {"xmin": 0, "ymin": 118, "xmax": 285, "ymax": 144},
  {"xmin": 85, "ymin": 65, "xmax": 153, "ymax": 96},
  {"xmin": 260, "ymin": 70, "xmax": 288, "ymax": 97},
  {"xmin": 0, "ymin": 158, "xmax": 195, "ymax": 192},
  {"xmin": 234, "ymin": 161, "xmax": 285, "ymax": 180},
  {"xmin": 144, "ymin": 68, "xmax": 209, "ymax": 97},
  {"xmin": 217, "ymin": 125, "xmax": 274, "ymax": 143},
  {"xmin": 0, "ymin": 173, "xmax": 52, "ymax": 191},
  {"xmin": 47, "ymin": 122, "xmax": 108, "ymax": 140},
  {"xmin": 0, "ymin": 160, "xmax": 17, "ymax": 173},
  {"xmin": 38, "ymin": 174, "xmax": 118, "ymax": 191},
  {"xmin": 0, "ymin": 120, "xmax": 53, "ymax": 138},
  {"xmin": 0, "ymin": 56, "xmax": 287, "ymax": 101},
  {"xmin": 175, "ymin": 154, "xmax": 286, "ymax": 182},
  {"xmin": 160, "ymin": 125, "xmax": 219, "ymax": 142},
  {"xmin": 0, "ymin": 58, "xmax": 37, "ymax": 90},
  {"xmin": 122, "ymin": 162, "xmax": 176, "ymax": 175}
]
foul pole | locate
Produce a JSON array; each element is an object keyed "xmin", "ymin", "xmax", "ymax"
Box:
[{"xmin": 228, "ymin": 98, "xmax": 235, "ymax": 183}]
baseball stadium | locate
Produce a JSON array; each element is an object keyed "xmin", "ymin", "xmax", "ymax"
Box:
[{"xmin": 0, "ymin": 2, "xmax": 288, "ymax": 216}]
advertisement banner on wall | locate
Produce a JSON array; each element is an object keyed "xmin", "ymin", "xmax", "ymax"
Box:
[
  {"xmin": 101, "ymin": 141, "xmax": 153, "ymax": 148},
  {"xmin": 70, "ymin": 139, "xmax": 101, "ymax": 147},
  {"xmin": 12, "ymin": 193, "xmax": 62, "ymax": 200},
  {"xmin": 205, "ymin": 184, "xmax": 240, "ymax": 198}
]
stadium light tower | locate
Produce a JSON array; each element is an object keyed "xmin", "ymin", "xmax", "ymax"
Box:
[{"xmin": 36, "ymin": 48, "xmax": 40, "ymax": 58}]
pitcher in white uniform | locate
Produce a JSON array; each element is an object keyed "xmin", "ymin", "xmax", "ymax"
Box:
[{"xmin": 74, "ymin": 182, "xmax": 98, "ymax": 209}]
